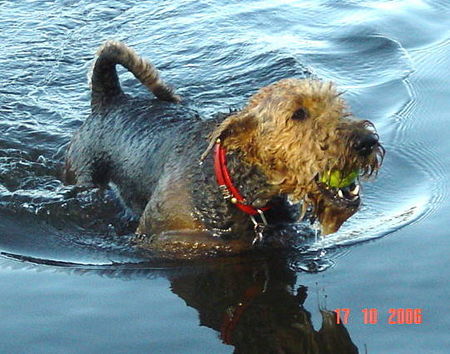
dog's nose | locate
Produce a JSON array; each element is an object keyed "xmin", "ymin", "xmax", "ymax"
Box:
[{"xmin": 354, "ymin": 133, "xmax": 378, "ymax": 157}]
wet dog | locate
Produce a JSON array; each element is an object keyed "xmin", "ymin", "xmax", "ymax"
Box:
[{"xmin": 64, "ymin": 41, "xmax": 384, "ymax": 257}]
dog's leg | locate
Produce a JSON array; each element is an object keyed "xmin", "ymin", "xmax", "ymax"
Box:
[
  {"xmin": 90, "ymin": 40, "xmax": 181, "ymax": 110},
  {"xmin": 135, "ymin": 229, "xmax": 251, "ymax": 257},
  {"xmin": 63, "ymin": 134, "xmax": 110, "ymax": 193},
  {"xmin": 135, "ymin": 172, "xmax": 202, "ymax": 235},
  {"xmin": 132, "ymin": 173, "xmax": 251, "ymax": 256},
  {"xmin": 62, "ymin": 162, "xmax": 103, "ymax": 198}
]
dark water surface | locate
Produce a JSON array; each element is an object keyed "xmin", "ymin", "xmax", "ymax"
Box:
[{"xmin": 1, "ymin": 0, "xmax": 450, "ymax": 353}]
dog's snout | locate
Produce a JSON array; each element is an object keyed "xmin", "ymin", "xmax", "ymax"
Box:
[{"xmin": 354, "ymin": 133, "xmax": 378, "ymax": 157}]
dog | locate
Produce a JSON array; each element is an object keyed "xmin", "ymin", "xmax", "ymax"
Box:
[{"xmin": 64, "ymin": 41, "xmax": 384, "ymax": 258}]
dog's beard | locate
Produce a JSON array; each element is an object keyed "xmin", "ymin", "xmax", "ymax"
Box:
[
  {"xmin": 299, "ymin": 158, "xmax": 381, "ymax": 234},
  {"xmin": 311, "ymin": 143, "xmax": 384, "ymax": 234},
  {"xmin": 310, "ymin": 193, "xmax": 360, "ymax": 235}
]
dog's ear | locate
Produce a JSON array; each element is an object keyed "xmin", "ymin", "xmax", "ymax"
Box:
[{"xmin": 200, "ymin": 112, "xmax": 258, "ymax": 161}]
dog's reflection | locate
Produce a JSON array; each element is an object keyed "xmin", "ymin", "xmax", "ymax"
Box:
[
  {"xmin": 3, "ymin": 251, "xmax": 358, "ymax": 353},
  {"xmin": 167, "ymin": 256, "xmax": 358, "ymax": 353}
]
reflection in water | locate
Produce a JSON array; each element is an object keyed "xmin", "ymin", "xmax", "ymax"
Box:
[
  {"xmin": 169, "ymin": 257, "xmax": 358, "ymax": 353},
  {"xmin": 2, "ymin": 253, "xmax": 358, "ymax": 353}
]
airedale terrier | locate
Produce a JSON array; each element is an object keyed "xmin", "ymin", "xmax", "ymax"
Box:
[{"xmin": 64, "ymin": 41, "xmax": 384, "ymax": 257}]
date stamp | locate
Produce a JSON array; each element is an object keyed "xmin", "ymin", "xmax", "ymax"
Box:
[{"xmin": 334, "ymin": 308, "xmax": 423, "ymax": 324}]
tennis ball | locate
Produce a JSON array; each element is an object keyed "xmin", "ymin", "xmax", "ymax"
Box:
[{"xmin": 320, "ymin": 169, "xmax": 359, "ymax": 188}]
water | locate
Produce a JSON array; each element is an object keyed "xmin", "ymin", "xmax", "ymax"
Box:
[{"xmin": 1, "ymin": 0, "xmax": 450, "ymax": 352}]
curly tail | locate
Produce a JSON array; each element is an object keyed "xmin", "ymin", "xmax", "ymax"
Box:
[{"xmin": 90, "ymin": 40, "xmax": 181, "ymax": 110}]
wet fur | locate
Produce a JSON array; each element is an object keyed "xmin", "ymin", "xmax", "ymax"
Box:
[{"xmin": 64, "ymin": 41, "xmax": 384, "ymax": 258}]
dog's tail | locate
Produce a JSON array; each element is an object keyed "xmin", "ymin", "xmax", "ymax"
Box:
[{"xmin": 90, "ymin": 40, "xmax": 180, "ymax": 110}]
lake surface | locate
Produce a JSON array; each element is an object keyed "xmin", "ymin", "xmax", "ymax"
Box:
[{"xmin": 1, "ymin": 0, "xmax": 449, "ymax": 352}]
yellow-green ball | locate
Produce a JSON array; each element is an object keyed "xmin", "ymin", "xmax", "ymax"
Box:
[{"xmin": 320, "ymin": 170, "xmax": 359, "ymax": 188}]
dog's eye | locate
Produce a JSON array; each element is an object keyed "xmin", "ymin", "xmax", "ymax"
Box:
[{"xmin": 292, "ymin": 108, "xmax": 308, "ymax": 121}]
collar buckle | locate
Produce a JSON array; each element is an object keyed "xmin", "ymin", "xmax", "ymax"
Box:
[{"xmin": 250, "ymin": 209, "xmax": 268, "ymax": 246}]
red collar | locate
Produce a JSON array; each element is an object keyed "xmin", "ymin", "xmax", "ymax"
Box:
[{"xmin": 214, "ymin": 140, "xmax": 270, "ymax": 216}]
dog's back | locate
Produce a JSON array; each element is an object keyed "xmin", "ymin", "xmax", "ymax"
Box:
[{"xmin": 64, "ymin": 41, "xmax": 209, "ymax": 214}]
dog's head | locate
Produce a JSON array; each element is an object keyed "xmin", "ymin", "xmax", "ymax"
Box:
[{"xmin": 208, "ymin": 78, "xmax": 384, "ymax": 234}]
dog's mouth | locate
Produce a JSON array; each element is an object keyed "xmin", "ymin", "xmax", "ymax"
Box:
[
  {"xmin": 306, "ymin": 170, "xmax": 362, "ymax": 235},
  {"xmin": 314, "ymin": 170, "xmax": 361, "ymax": 207}
]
